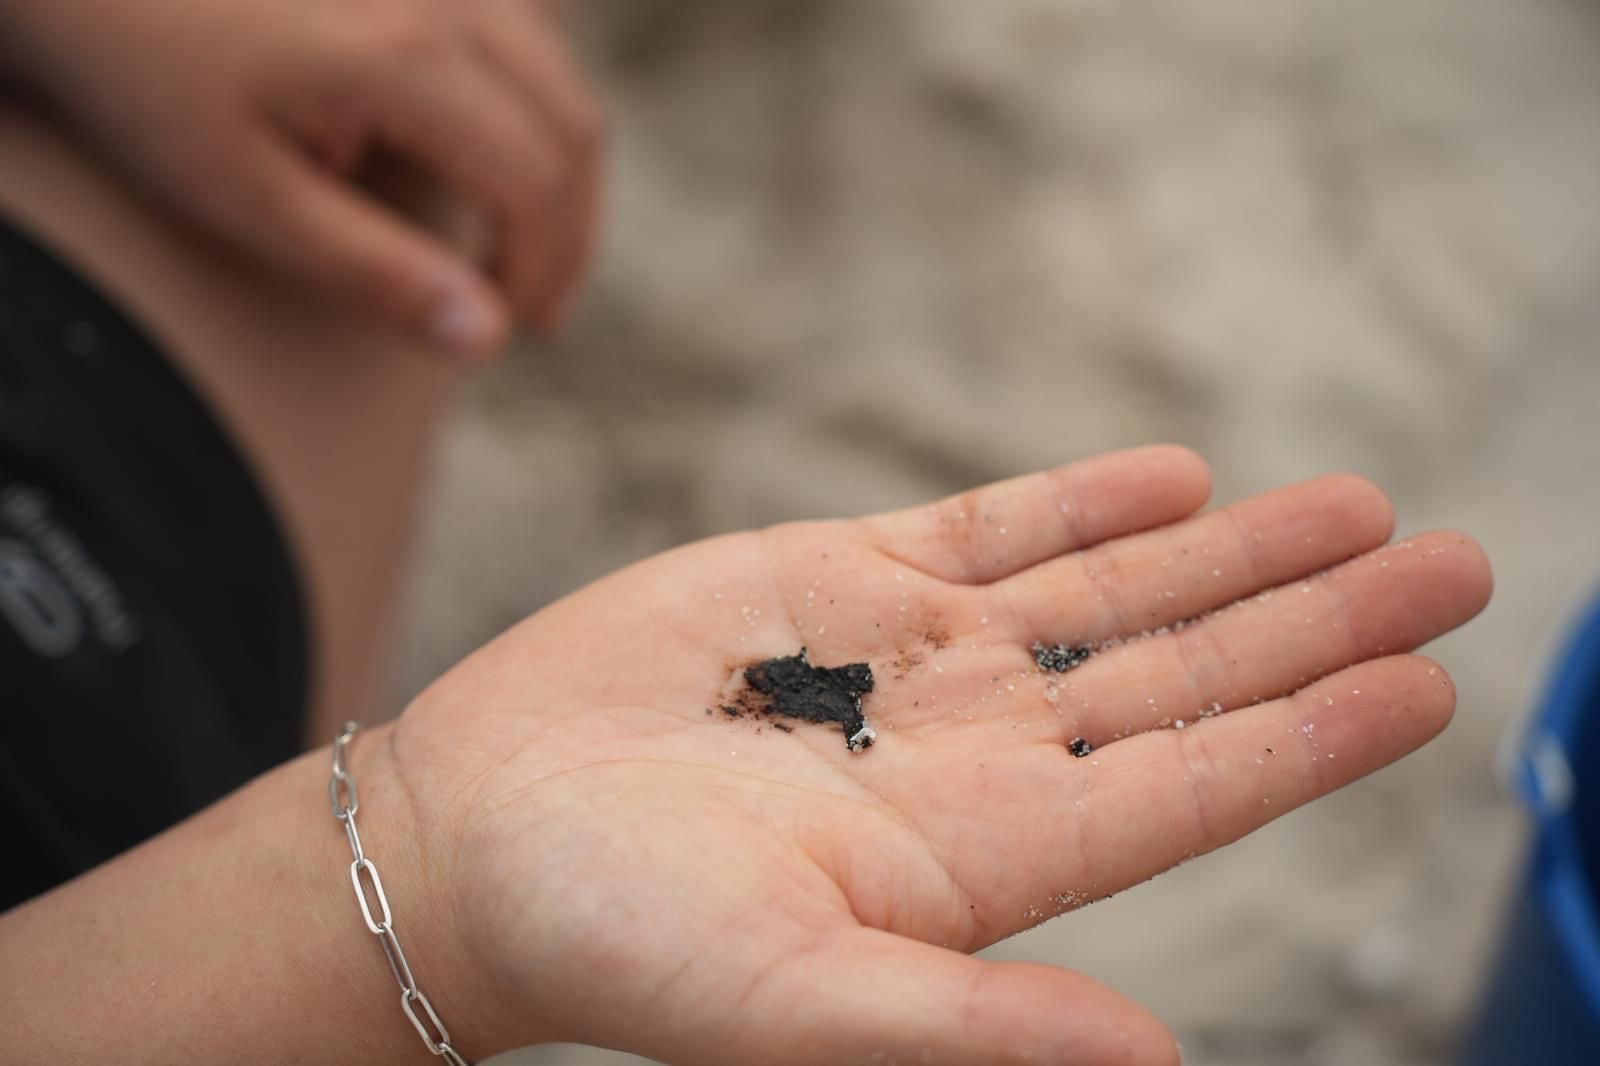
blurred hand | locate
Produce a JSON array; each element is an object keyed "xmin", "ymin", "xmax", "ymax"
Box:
[
  {"xmin": 381, "ymin": 446, "xmax": 1491, "ymax": 1064},
  {"xmin": 1, "ymin": 0, "xmax": 603, "ymax": 357}
]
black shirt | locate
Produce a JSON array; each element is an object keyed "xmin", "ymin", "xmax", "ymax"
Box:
[{"xmin": 0, "ymin": 220, "xmax": 308, "ymax": 909}]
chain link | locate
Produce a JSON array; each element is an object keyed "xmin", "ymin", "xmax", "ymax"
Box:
[{"xmin": 330, "ymin": 722, "xmax": 473, "ymax": 1065}]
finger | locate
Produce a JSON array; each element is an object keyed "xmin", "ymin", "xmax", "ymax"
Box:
[
  {"xmin": 534, "ymin": 119, "xmax": 604, "ymax": 333},
  {"xmin": 650, "ymin": 928, "xmax": 1179, "ymax": 1066},
  {"xmin": 480, "ymin": 0, "xmax": 598, "ymax": 139},
  {"xmin": 1058, "ymin": 530, "xmax": 1490, "ymax": 742},
  {"xmin": 542, "ymin": 157, "xmax": 603, "ymax": 330},
  {"xmin": 996, "ymin": 472, "xmax": 1394, "ymax": 643},
  {"xmin": 367, "ymin": 52, "xmax": 566, "ymax": 325},
  {"xmin": 476, "ymin": 1, "xmax": 604, "ymax": 328},
  {"xmin": 860, "ymin": 445, "xmax": 1212, "ymax": 586},
  {"xmin": 204, "ymin": 132, "xmax": 509, "ymax": 357},
  {"xmin": 1053, "ymin": 655, "xmax": 1456, "ymax": 912}
]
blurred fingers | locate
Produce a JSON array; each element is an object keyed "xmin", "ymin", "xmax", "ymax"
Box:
[
  {"xmin": 475, "ymin": 0, "xmax": 605, "ymax": 328},
  {"xmin": 366, "ymin": 48, "xmax": 570, "ymax": 329},
  {"xmin": 480, "ymin": 0, "xmax": 599, "ymax": 139},
  {"xmin": 203, "ymin": 130, "xmax": 509, "ymax": 357}
]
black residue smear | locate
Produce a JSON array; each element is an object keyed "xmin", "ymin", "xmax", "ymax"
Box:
[
  {"xmin": 737, "ymin": 648, "xmax": 876, "ymax": 751},
  {"xmin": 1068, "ymin": 737, "xmax": 1094, "ymax": 758},
  {"xmin": 1033, "ymin": 642, "xmax": 1093, "ymax": 673}
]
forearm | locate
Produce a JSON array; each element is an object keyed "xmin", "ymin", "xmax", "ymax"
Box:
[{"xmin": 1, "ymin": 723, "xmax": 493, "ymax": 1064}]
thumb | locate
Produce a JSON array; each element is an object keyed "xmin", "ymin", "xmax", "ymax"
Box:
[
  {"xmin": 653, "ymin": 928, "xmax": 1180, "ymax": 1066},
  {"xmin": 201, "ymin": 134, "xmax": 510, "ymax": 360}
]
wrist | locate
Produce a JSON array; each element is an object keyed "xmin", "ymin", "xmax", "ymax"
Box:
[
  {"xmin": 327, "ymin": 720, "xmax": 524, "ymax": 1063},
  {"xmin": 0, "ymin": 724, "xmax": 491, "ymax": 1064}
]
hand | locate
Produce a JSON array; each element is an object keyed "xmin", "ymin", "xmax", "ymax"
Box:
[
  {"xmin": 392, "ymin": 446, "xmax": 1491, "ymax": 1064},
  {"xmin": 1, "ymin": 0, "xmax": 602, "ymax": 356}
]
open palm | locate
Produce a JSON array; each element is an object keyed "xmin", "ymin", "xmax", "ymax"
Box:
[{"xmin": 389, "ymin": 446, "xmax": 1490, "ymax": 1065}]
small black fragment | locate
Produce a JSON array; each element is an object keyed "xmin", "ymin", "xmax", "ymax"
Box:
[
  {"xmin": 1033, "ymin": 642, "xmax": 1093, "ymax": 673},
  {"xmin": 743, "ymin": 648, "xmax": 876, "ymax": 750},
  {"xmin": 1069, "ymin": 737, "xmax": 1094, "ymax": 758}
]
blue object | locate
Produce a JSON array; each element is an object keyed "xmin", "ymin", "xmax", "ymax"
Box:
[{"xmin": 1461, "ymin": 592, "xmax": 1600, "ymax": 1065}]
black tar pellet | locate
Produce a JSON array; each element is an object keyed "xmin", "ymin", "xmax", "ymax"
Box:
[{"xmin": 1033, "ymin": 642, "xmax": 1093, "ymax": 673}]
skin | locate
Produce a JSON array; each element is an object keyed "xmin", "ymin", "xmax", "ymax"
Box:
[
  {"xmin": 0, "ymin": 0, "xmax": 602, "ymax": 356},
  {"xmin": 0, "ymin": 9, "xmax": 1490, "ymax": 1061},
  {"xmin": 1, "ymin": 448, "xmax": 1490, "ymax": 1063},
  {"xmin": 377, "ymin": 446, "xmax": 1491, "ymax": 1064}
]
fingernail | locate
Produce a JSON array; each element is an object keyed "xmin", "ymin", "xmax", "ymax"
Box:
[{"xmin": 426, "ymin": 289, "xmax": 497, "ymax": 357}]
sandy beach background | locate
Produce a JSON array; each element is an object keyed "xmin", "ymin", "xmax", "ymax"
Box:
[{"xmin": 386, "ymin": 2, "xmax": 1600, "ymax": 1063}]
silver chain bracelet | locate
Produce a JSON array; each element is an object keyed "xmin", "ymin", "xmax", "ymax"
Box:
[{"xmin": 330, "ymin": 721, "xmax": 473, "ymax": 1066}]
